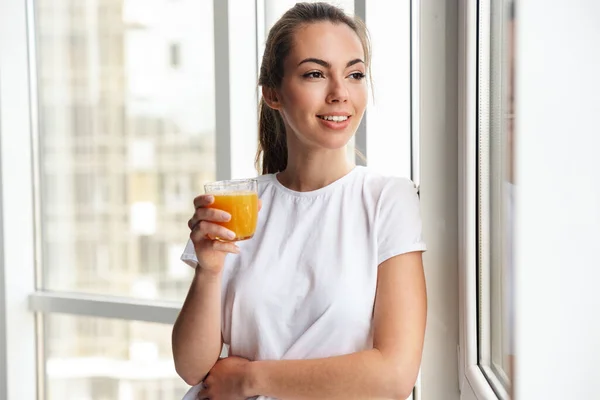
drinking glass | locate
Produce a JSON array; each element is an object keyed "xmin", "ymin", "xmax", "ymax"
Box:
[{"xmin": 204, "ymin": 179, "xmax": 259, "ymax": 241}]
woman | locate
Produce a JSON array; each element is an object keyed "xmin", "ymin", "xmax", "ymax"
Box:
[{"xmin": 173, "ymin": 3, "xmax": 427, "ymax": 399}]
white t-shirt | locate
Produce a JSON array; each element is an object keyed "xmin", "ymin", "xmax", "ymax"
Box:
[{"xmin": 179, "ymin": 166, "xmax": 426, "ymax": 400}]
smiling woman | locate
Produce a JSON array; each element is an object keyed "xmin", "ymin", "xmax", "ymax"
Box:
[
  {"xmin": 261, "ymin": 20, "xmax": 368, "ymax": 165},
  {"xmin": 255, "ymin": 4, "xmax": 371, "ymax": 176},
  {"xmin": 172, "ymin": 3, "xmax": 427, "ymax": 400}
]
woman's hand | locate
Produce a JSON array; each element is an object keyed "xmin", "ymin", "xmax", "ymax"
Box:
[
  {"xmin": 197, "ymin": 356, "xmax": 254, "ymax": 400},
  {"xmin": 188, "ymin": 195, "xmax": 262, "ymax": 276},
  {"xmin": 188, "ymin": 195, "xmax": 241, "ymax": 275}
]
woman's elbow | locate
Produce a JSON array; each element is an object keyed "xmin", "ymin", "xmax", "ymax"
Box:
[
  {"xmin": 386, "ymin": 364, "xmax": 418, "ymax": 400},
  {"xmin": 174, "ymin": 360, "xmax": 209, "ymax": 387},
  {"xmin": 175, "ymin": 365, "xmax": 205, "ymax": 387},
  {"xmin": 393, "ymin": 384, "xmax": 415, "ymax": 400}
]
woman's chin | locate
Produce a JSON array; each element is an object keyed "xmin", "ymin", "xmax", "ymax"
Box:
[
  {"xmin": 314, "ymin": 132, "xmax": 355, "ymax": 150},
  {"xmin": 315, "ymin": 139, "xmax": 353, "ymax": 152},
  {"xmin": 291, "ymin": 126, "xmax": 356, "ymax": 152}
]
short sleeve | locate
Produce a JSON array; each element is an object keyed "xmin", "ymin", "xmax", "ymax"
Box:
[
  {"xmin": 376, "ymin": 178, "xmax": 427, "ymax": 265},
  {"xmin": 180, "ymin": 238, "xmax": 199, "ymax": 268}
]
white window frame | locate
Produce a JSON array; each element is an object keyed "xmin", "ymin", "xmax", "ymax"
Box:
[
  {"xmin": 215, "ymin": 0, "xmax": 259, "ymax": 180},
  {"xmin": 0, "ymin": 0, "xmax": 39, "ymax": 398},
  {"xmin": 458, "ymin": 0, "xmax": 509, "ymax": 399},
  {"xmin": 0, "ymin": 0, "xmax": 418, "ymax": 399}
]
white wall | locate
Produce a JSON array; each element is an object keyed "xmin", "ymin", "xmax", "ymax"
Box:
[
  {"xmin": 514, "ymin": 1, "xmax": 600, "ymax": 398},
  {"xmin": 419, "ymin": 0, "xmax": 460, "ymax": 399}
]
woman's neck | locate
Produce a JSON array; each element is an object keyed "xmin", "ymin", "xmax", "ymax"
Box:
[{"xmin": 277, "ymin": 150, "xmax": 354, "ymax": 192}]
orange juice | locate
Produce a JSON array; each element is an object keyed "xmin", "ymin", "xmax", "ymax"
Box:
[{"xmin": 209, "ymin": 191, "xmax": 258, "ymax": 241}]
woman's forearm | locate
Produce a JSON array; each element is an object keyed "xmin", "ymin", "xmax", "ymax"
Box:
[
  {"xmin": 246, "ymin": 349, "xmax": 414, "ymax": 400},
  {"xmin": 172, "ymin": 267, "xmax": 223, "ymax": 386}
]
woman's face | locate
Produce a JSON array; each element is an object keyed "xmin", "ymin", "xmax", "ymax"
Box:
[{"xmin": 272, "ymin": 21, "xmax": 368, "ymax": 152}]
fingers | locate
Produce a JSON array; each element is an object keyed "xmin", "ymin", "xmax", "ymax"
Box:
[
  {"xmin": 190, "ymin": 221, "xmax": 237, "ymax": 243},
  {"xmin": 188, "ymin": 194, "xmax": 261, "ymax": 247},
  {"xmin": 197, "ymin": 382, "xmax": 210, "ymax": 400},
  {"xmin": 197, "ymin": 389, "xmax": 209, "ymax": 400},
  {"xmin": 209, "ymin": 240, "xmax": 240, "ymax": 254},
  {"xmin": 193, "ymin": 194, "xmax": 214, "ymax": 209},
  {"xmin": 190, "ymin": 236, "xmax": 240, "ymax": 254},
  {"xmin": 190, "ymin": 196, "xmax": 262, "ymax": 230},
  {"xmin": 188, "ymin": 207, "xmax": 231, "ymax": 231}
]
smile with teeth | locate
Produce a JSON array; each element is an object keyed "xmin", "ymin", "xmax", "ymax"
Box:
[{"xmin": 318, "ymin": 115, "xmax": 350, "ymax": 122}]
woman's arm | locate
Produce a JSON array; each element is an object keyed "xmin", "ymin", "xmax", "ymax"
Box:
[
  {"xmin": 172, "ymin": 267, "xmax": 223, "ymax": 386},
  {"xmin": 173, "ymin": 193, "xmax": 245, "ymax": 386},
  {"xmin": 246, "ymin": 251, "xmax": 427, "ymax": 400}
]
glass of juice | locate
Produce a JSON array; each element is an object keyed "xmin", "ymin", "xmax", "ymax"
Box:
[{"xmin": 204, "ymin": 178, "xmax": 259, "ymax": 242}]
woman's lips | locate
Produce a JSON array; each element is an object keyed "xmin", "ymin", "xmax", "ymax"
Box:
[{"xmin": 316, "ymin": 115, "xmax": 352, "ymax": 130}]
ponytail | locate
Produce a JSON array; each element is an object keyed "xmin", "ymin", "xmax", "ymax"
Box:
[{"xmin": 255, "ymin": 98, "xmax": 287, "ymax": 175}]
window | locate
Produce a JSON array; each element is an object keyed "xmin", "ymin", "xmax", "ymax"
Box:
[
  {"xmin": 477, "ymin": 0, "xmax": 515, "ymax": 395},
  {"xmin": 459, "ymin": 0, "xmax": 515, "ymax": 398},
  {"xmin": 35, "ymin": 0, "xmax": 215, "ymax": 302},
  {"xmin": 30, "ymin": 0, "xmax": 216, "ymax": 398},
  {"xmin": 481, "ymin": 0, "xmax": 515, "ymax": 392},
  {"xmin": 44, "ymin": 315, "xmax": 189, "ymax": 400}
]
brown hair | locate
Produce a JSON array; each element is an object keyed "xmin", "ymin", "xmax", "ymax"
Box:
[{"xmin": 255, "ymin": 2, "xmax": 372, "ymax": 175}]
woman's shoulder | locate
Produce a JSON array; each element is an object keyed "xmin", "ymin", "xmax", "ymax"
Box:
[
  {"xmin": 357, "ymin": 167, "xmax": 418, "ymax": 199},
  {"xmin": 255, "ymin": 173, "xmax": 277, "ymax": 197},
  {"xmin": 256, "ymin": 173, "xmax": 275, "ymax": 183}
]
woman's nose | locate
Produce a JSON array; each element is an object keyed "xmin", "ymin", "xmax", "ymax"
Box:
[{"xmin": 325, "ymin": 79, "xmax": 349, "ymax": 103}]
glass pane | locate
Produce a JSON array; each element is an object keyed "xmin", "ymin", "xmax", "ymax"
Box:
[
  {"xmin": 44, "ymin": 314, "xmax": 188, "ymax": 400},
  {"xmin": 363, "ymin": 2, "xmax": 412, "ymax": 178},
  {"xmin": 35, "ymin": 0, "xmax": 215, "ymax": 301},
  {"xmin": 483, "ymin": 0, "xmax": 515, "ymax": 393}
]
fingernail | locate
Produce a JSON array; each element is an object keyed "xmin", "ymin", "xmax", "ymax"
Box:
[
  {"xmin": 226, "ymin": 231, "xmax": 236, "ymax": 239},
  {"xmin": 221, "ymin": 212, "xmax": 231, "ymax": 221},
  {"xmin": 206, "ymin": 195, "xmax": 214, "ymax": 202}
]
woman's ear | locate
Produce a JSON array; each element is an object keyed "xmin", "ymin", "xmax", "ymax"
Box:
[{"xmin": 262, "ymin": 87, "xmax": 281, "ymax": 110}]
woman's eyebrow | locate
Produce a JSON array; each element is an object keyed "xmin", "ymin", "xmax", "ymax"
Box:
[{"xmin": 297, "ymin": 58, "xmax": 365, "ymax": 68}]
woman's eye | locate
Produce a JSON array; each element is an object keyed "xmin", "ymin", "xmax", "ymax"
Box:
[
  {"xmin": 349, "ymin": 72, "xmax": 366, "ymax": 80},
  {"xmin": 304, "ymin": 71, "xmax": 324, "ymax": 79}
]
